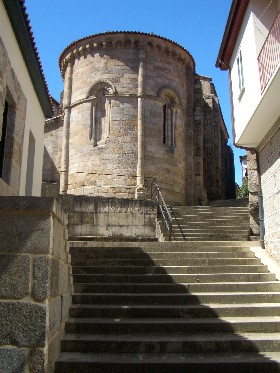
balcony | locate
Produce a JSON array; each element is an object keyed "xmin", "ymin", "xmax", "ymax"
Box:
[
  {"xmin": 258, "ymin": 11, "xmax": 280, "ymax": 93},
  {"xmin": 237, "ymin": 11, "xmax": 280, "ymax": 147}
]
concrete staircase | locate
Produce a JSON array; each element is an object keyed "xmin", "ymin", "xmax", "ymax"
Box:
[
  {"xmin": 168, "ymin": 199, "xmax": 250, "ymax": 241},
  {"xmin": 55, "ymin": 238, "xmax": 280, "ymax": 372}
]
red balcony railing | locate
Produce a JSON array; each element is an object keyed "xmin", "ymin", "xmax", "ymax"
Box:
[{"xmin": 258, "ymin": 11, "xmax": 280, "ymax": 93}]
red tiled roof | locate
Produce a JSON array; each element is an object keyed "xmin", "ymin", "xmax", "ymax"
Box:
[{"xmin": 216, "ymin": 0, "xmax": 250, "ymax": 70}]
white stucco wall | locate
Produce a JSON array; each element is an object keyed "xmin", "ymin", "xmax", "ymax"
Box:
[
  {"xmin": 229, "ymin": 3, "xmax": 261, "ymax": 144},
  {"xmin": 0, "ymin": 1, "xmax": 45, "ymax": 196},
  {"xmin": 228, "ymin": 0, "xmax": 280, "ymax": 260},
  {"xmin": 229, "ymin": 0, "xmax": 280, "ymax": 146}
]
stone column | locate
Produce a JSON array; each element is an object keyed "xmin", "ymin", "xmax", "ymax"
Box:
[
  {"xmin": 171, "ymin": 107, "xmax": 176, "ymax": 151},
  {"xmin": 135, "ymin": 49, "xmax": 147, "ymax": 199},
  {"xmin": 247, "ymin": 150, "xmax": 260, "ymax": 237},
  {"xmin": 104, "ymin": 96, "xmax": 111, "ymax": 140},
  {"xmin": 60, "ymin": 59, "xmax": 73, "ymax": 194},
  {"xmin": 90, "ymin": 98, "xmax": 97, "ymax": 147},
  {"xmin": 193, "ymin": 76, "xmax": 206, "ymax": 205}
]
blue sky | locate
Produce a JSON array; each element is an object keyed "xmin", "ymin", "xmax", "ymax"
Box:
[{"xmin": 25, "ymin": 0, "xmax": 245, "ymax": 186}]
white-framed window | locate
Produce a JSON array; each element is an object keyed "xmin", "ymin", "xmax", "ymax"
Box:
[{"xmin": 237, "ymin": 50, "xmax": 245, "ymax": 93}]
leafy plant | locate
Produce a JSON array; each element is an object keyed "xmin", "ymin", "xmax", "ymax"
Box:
[{"xmin": 237, "ymin": 177, "xmax": 249, "ymax": 199}]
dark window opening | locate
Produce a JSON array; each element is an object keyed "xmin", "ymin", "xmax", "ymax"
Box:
[
  {"xmin": 0, "ymin": 101, "xmax": 9, "ymax": 178},
  {"xmin": 170, "ymin": 107, "xmax": 174, "ymax": 151},
  {"xmin": 163, "ymin": 104, "xmax": 167, "ymax": 144},
  {"xmin": 162, "ymin": 101, "xmax": 175, "ymax": 152}
]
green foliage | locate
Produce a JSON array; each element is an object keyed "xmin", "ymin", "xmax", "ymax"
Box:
[{"xmin": 237, "ymin": 178, "xmax": 249, "ymax": 199}]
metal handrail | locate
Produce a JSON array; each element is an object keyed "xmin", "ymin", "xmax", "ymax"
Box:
[{"xmin": 151, "ymin": 180, "xmax": 172, "ymax": 241}]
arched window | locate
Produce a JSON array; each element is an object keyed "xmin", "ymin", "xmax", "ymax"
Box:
[
  {"xmin": 95, "ymin": 89, "xmax": 109, "ymax": 145},
  {"xmin": 159, "ymin": 87, "xmax": 180, "ymax": 152},
  {"xmin": 162, "ymin": 97, "xmax": 175, "ymax": 150},
  {"xmin": 88, "ymin": 80, "xmax": 116, "ymax": 147}
]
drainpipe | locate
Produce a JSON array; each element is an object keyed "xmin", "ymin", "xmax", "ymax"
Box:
[{"xmin": 227, "ymin": 66, "xmax": 265, "ymax": 248}]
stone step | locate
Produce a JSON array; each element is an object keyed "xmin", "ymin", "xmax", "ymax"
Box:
[
  {"xmin": 170, "ymin": 233, "xmax": 250, "ymax": 239},
  {"xmin": 72, "ymin": 252, "xmax": 259, "ymax": 267},
  {"xmin": 170, "ymin": 231, "xmax": 249, "ymax": 237},
  {"xmin": 70, "ymin": 252, "xmax": 257, "ymax": 261},
  {"xmin": 69, "ymin": 244, "xmax": 255, "ymax": 254},
  {"xmin": 171, "ymin": 215, "xmax": 249, "ymax": 220},
  {"xmin": 170, "ymin": 237, "xmax": 249, "ymax": 242},
  {"xmin": 69, "ymin": 241, "xmax": 259, "ymax": 249},
  {"xmin": 209, "ymin": 198, "xmax": 249, "ymax": 206},
  {"xmin": 171, "ymin": 224, "xmax": 249, "ymax": 229},
  {"xmin": 172, "ymin": 214, "xmax": 248, "ymax": 222},
  {"xmin": 72, "ymin": 292, "xmax": 280, "ymax": 305},
  {"xmin": 170, "ymin": 236, "xmax": 250, "ymax": 241},
  {"xmin": 172, "ymin": 213, "xmax": 249, "ymax": 217},
  {"xmin": 69, "ymin": 303, "xmax": 280, "ymax": 318},
  {"xmin": 72, "ymin": 273, "xmax": 276, "ymax": 284},
  {"xmin": 65, "ymin": 316, "xmax": 280, "ymax": 334},
  {"xmin": 169, "ymin": 213, "xmax": 249, "ymax": 219},
  {"xmin": 171, "ymin": 206, "xmax": 249, "ymax": 210},
  {"xmin": 60, "ymin": 333, "xmax": 280, "ymax": 353},
  {"xmin": 73, "ymin": 281, "xmax": 280, "ymax": 294},
  {"xmin": 171, "ymin": 206, "xmax": 249, "ymax": 211},
  {"xmin": 72, "ymin": 265, "xmax": 268, "ymax": 275},
  {"xmin": 55, "ymin": 351, "xmax": 280, "ymax": 373},
  {"xmin": 164, "ymin": 204, "xmax": 250, "ymax": 242},
  {"xmin": 71, "ymin": 258, "xmax": 263, "ymax": 266},
  {"xmin": 71, "ymin": 252, "xmax": 256, "ymax": 260}
]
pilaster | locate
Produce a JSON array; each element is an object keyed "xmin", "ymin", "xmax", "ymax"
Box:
[
  {"xmin": 135, "ymin": 49, "xmax": 148, "ymax": 200},
  {"xmin": 60, "ymin": 59, "xmax": 73, "ymax": 194}
]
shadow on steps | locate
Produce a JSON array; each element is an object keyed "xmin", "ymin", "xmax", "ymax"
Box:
[{"xmin": 55, "ymin": 242, "xmax": 280, "ymax": 373}]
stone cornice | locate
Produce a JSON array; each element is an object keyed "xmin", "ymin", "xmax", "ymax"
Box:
[
  {"xmin": 59, "ymin": 32, "xmax": 195, "ymax": 77},
  {"xmin": 66, "ymin": 93, "xmax": 185, "ymax": 112}
]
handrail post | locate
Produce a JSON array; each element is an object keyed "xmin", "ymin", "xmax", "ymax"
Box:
[{"xmin": 150, "ymin": 181, "xmax": 172, "ymax": 241}]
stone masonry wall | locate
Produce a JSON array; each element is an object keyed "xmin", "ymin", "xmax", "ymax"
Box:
[
  {"xmin": 0, "ymin": 197, "xmax": 72, "ymax": 373},
  {"xmin": 247, "ymin": 150, "xmax": 260, "ymax": 238},
  {"xmin": 43, "ymin": 116, "xmax": 63, "ymax": 186},
  {"xmin": 0, "ymin": 37, "xmax": 27, "ymax": 196},
  {"xmin": 59, "ymin": 195, "xmax": 157, "ymax": 239},
  {"xmin": 258, "ymin": 117, "xmax": 280, "ymax": 259},
  {"xmin": 192, "ymin": 75, "xmax": 234, "ymax": 203}
]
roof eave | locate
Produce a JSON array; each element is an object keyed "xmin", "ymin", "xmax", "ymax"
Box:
[{"xmin": 216, "ymin": 0, "xmax": 250, "ymax": 70}]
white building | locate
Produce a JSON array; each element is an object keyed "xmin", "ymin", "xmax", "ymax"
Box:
[
  {"xmin": 217, "ymin": 0, "xmax": 280, "ymax": 257},
  {"xmin": 0, "ymin": 0, "xmax": 52, "ymax": 196},
  {"xmin": 239, "ymin": 155, "xmax": 248, "ymax": 180}
]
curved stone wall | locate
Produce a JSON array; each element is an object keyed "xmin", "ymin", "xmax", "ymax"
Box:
[
  {"xmin": 43, "ymin": 32, "xmax": 235, "ymax": 204},
  {"xmin": 58, "ymin": 32, "xmax": 195, "ymax": 204}
]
